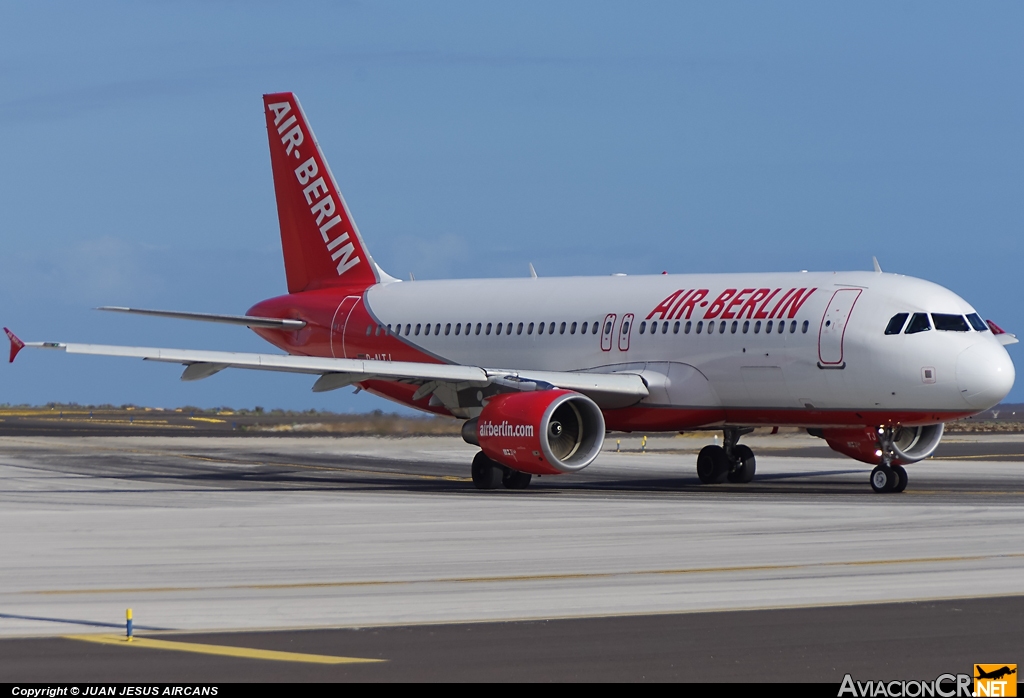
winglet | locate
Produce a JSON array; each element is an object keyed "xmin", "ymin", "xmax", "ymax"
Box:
[
  {"xmin": 987, "ymin": 319, "xmax": 1006, "ymax": 335},
  {"xmin": 4, "ymin": 327, "xmax": 26, "ymax": 363}
]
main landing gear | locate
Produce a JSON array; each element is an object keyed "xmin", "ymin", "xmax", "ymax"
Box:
[
  {"xmin": 869, "ymin": 427, "xmax": 908, "ymax": 494},
  {"xmin": 471, "ymin": 452, "xmax": 532, "ymax": 490},
  {"xmin": 696, "ymin": 427, "xmax": 756, "ymax": 484}
]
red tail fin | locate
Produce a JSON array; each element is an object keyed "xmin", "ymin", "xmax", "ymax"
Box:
[{"xmin": 263, "ymin": 92, "xmax": 381, "ymax": 293}]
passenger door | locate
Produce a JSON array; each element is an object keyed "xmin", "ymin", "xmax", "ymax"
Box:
[
  {"xmin": 331, "ymin": 295, "xmax": 362, "ymax": 358},
  {"xmin": 818, "ymin": 289, "xmax": 862, "ymax": 367}
]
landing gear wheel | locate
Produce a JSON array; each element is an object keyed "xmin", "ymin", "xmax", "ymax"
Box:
[
  {"xmin": 502, "ymin": 469, "xmax": 532, "ymax": 490},
  {"xmin": 892, "ymin": 465, "xmax": 908, "ymax": 493},
  {"xmin": 471, "ymin": 452, "xmax": 504, "ymax": 490},
  {"xmin": 697, "ymin": 445, "xmax": 730, "ymax": 484},
  {"xmin": 727, "ymin": 444, "xmax": 756, "ymax": 483},
  {"xmin": 870, "ymin": 464, "xmax": 896, "ymax": 493}
]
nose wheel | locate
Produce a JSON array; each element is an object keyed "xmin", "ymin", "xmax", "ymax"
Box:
[
  {"xmin": 870, "ymin": 463, "xmax": 908, "ymax": 493},
  {"xmin": 870, "ymin": 427, "xmax": 909, "ymax": 493}
]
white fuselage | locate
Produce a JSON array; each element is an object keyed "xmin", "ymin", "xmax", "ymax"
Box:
[{"xmin": 361, "ymin": 270, "xmax": 1014, "ymax": 423}]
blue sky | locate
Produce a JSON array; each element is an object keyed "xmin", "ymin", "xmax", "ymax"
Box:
[{"xmin": 1, "ymin": 1, "xmax": 1022, "ymax": 411}]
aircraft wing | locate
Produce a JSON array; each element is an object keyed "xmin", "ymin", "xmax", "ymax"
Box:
[{"xmin": 4, "ymin": 332, "xmax": 649, "ymax": 410}]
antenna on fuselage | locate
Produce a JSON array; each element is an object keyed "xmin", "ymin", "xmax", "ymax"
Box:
[
  {"xmin": 529, "ymin": 263, "xmax": 538, "ymax": 279},
  {"xmin": 872, "ymin": 256, "xmax": 883, "ymax": 273}
]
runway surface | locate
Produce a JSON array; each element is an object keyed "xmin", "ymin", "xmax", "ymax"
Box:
[{"xmin": 1, "ymin": 433, "xmax": 1022, "ymax": 680}]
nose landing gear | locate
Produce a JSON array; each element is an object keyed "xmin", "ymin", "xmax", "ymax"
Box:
[
  {"xmin": 696, "ymin": 427, "xmax": 756, "ymax": 484},
  {"xmin": 869, "ymin": 427, "xmax": 909, "ymax": 493}
]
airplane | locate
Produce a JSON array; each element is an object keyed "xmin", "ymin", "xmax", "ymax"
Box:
[
  {"xmin": 975, "ymin": 666, "xmax": 1016, "ymax": 681},
  {"xmin": 4, "ymin": 92, "xmax": 1017, "ymax": 493}
]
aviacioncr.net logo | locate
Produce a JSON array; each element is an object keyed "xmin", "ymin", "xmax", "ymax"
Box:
[{"xmin": 839, "ymin": 673, "xmax": 973, "ymax": 697}]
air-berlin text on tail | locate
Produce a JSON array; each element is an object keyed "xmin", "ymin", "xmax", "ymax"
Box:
[
  {"xmin": 266, "ymin": 100, "xmax": 362, "ymax": 278},
  {"xmin": 646, "ymin": 287, "xmax": 817, "ymax": 322}
]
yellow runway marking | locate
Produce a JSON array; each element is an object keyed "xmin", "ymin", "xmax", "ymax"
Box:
[
  {"xmin": 32, "ymin": 551, "xmax": 1024, "ymax": 597},
  {"xmin": 65, "ymin": 634, "xmax": 383, "ymax": 664}
]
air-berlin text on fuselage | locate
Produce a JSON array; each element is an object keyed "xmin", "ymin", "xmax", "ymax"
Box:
[
  {"xmin": 266, "ymin": 101, "xmax": 361, "ymax": 278},
  {"xmin": 646, "ymin": 287, "xmax": 817, "ymax": 322},
  {"xmin": 479, "ymin": 420, "xmax": 535, "ymax": 438}
]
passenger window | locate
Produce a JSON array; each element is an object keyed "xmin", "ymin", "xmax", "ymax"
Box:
[
  {"xmin": 885, "ymin": 313, "xmax": 909, "ymax": 335},
  {"xmin": 660, "ymin": 321, "xmax": 667, "ymax": 334},
  {"xmin": 623, "ymin": 321, "xmax": 631, "ymax": 334},
  {"xmin": 765, "ymin": 320, "xmax": 773, "ymax": 333},
  {"xmin": 684, "ymin": 321, "xmax": 691, "ymax": 334},
  {"xmin": 905, "ymin": 313, "xmax": 931, "ymax": 334},
  {"xmin": 966, "ymin": 313, "xmax": 988, "ymax": 331},
  {"xmin": 506, "ymin": 323, "xmax": 513, "ymax": 335},
  {"xmin": 673, "ymin": 321, "xmax": 680, "ymax": 334},
  {"xmin": 528, "ymin": 322, "xmax": 535, "ymax": 335},
  {"xmin": 485, "ymin": 323, "xmax": 492, "ymax": 335},
  {"xmin": 778, "ymin": 321, "xmax": 784, "ymax": 334},
  {"xmin": 790, "ymin": 320, "xmax": 796, "ymax": 334},
  {"xmin": 517, "ymin": 323, "xmax": 524, "ymax": 335},
  {"xmin": 754, "ymin": 321, "xmax": 761, "ymax": 334},
  {"xmin": 435, "ymin": 323, "xmax": 441, "ymax": 335},
  {"xmin": 537, "ymin": 322, "xmax": 544, "ymax": 335},
  {"xmin": 560, "ymin": 322, "xmax": 566, "ymax": 335},
  {"xmin": 801, "ymin": 320, "xmax": 809, "ymax": 334},
  {"xmin": 424, "ymin": 324, "xmax": 431, "ymax": 336},
  {"xmin": 696, "ymin": 321, "xmax": 703, "ymax": 334},
  {"xmin": 639, "ymin": 321, "xmax": 647, "ymax": 334},
  {"xmin": 604, "ymin": 321, "xmax": 613, "ymax": 335},
  {"xmin": 445, "ymin": 323, "xmax": 452, "ymax": 336},
  {"xmin": 405, "ymin": 324, "xmax": 411, "ymax": 335},
  {"xmin": 475, "ymin": 323, "xmax": 482, "ymax": 335},
  {"xmin": 742, "ymin": 320, "xmax": 749, "ymax": 334},
  {"xmin": 731, "ymin": 321, "xmax": 738, "ymax": 334},
  {"xmin": 415, "ymin": 323, "xmax": 421, "ymax": 336},
  {"xmin": 495, "ymin": 323, "xmax": 502, "ymax": 336},
  {"xmin": 707, "ymin": 321, "xmax": 714, "ymax": 335},
  {"xmin": 570, "ymin": 322, "xmax": 577, "ymax": 334},
  {"xmin": 932, "ymin": 314, "xmax": 970, "ymax": 332},
  {"xmin": 549, "ymin": 322, "xmax": 556, "ymax": 334},
  {"xmin": 454, "ymin": 323, "xmax": 461, "ymax": 335}
]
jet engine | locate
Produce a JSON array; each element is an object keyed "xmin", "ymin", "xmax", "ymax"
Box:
[
  {"xmin": 466, "ymin": 389, "xmax": 606, "ymax": 475},
  {"xmin": 818, "ymin": 424, "xmax": 945, "ymax": 465}
]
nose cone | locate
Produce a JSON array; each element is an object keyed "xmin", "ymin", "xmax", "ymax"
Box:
[{"xmin": 956, "ymin": 341, "xmax": 1015, "ymax": 409}]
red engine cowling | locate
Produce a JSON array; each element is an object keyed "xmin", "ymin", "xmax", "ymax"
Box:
[
  {"xmin": 476, "ymin": 390, "xmax": 606, "ymax": 475},
  {"xmin": 821, "ymin": 424, "xmax": 945, "ymax": 465}
]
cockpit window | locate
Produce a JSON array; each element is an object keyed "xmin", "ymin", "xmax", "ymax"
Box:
[
  {"xmin": 966, "ymin": 313, "xmax": 988, "ymax": 331},
  {"xmin": 932, "ymin": 314, "xmax": 970, "ymax": 332},
  {"xmin": 905, "ymin": 313, "xmax": 931, "ymax": 334},
  {"xmin": 885, "ymin": 313, "xmax": 909, "ymax": 335}
]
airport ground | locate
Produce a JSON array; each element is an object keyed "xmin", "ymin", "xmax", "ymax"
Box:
[{"xmin": 1, "ymin": 427, "xmax": 1023, "ymax": 681}]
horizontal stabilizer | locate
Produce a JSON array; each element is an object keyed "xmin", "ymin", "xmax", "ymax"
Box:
[{"xmin": 97, "ymin": 307, "xmax": 306, "ymax": 330}]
